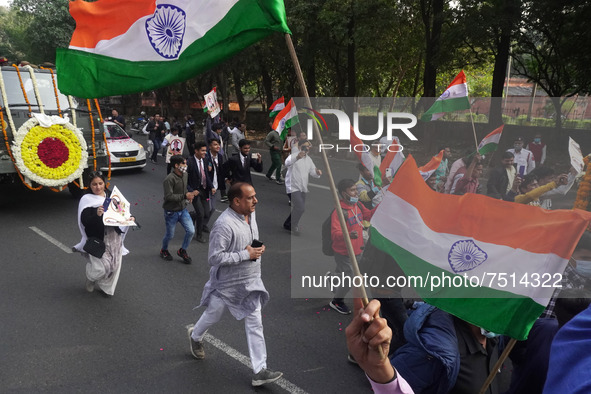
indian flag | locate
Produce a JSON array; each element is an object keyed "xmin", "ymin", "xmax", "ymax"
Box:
[
  {"xmin": 56, "ymin": 0, "xmax": 291, "ymax": 98},
  {"xmin": 478, "ymin": 125, "xmax": 504, "ymax": 155},
  {"xmin": 272, "ymin": 98, "xmax": 299, "ymax": 139},
  {"xmin": 269, "ymin": 96, "xmax": 285, "ymax": 117},
  {"xmin": 418, "ymin": 150, "xmax": 444, "ymax": 180},
  {"xmin": 379, "ymin": 136, "xmax": 405, "ymax": 178},
  {"xmin": 421, "ymin": 71, "xmax": 471, "ymax": 121},
  {"xmin": 370, "ymin": 156, "xmax": 591, "ymax": 340}
]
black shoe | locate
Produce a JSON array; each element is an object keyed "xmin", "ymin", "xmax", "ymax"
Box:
[
  {"xmin": 160, "ymin": 249, "xmax": 173, "ymax": 261},
  {"xmin": 177, "ymin": 248, "xmax": 192, "ymax": 264},
  {"xmin": 220, "ymin": 196, "xmax": 229, "ymax": 203},
  {"xmin": 329, "ymin": 300, "xmax": 351, "ymax": 315}
]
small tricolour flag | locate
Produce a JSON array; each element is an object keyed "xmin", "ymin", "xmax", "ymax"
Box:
[
  {"xmin": 272, "ymin": 98, "xmax": 299, "ymax": 139},
  {"xmin": 269, "ymin": 97, "xmax": 285, "ymax": 117},
  {"xmin": 478, "ymin": 125, "xmax": 504, "ymax": 155},
  {"xmin": 418, "ymin": 150, "xmax": 444, "ymax": 180},
  {"xmin": 421, "ymin": 70, "xmax": 471, "ymax": 122},
  {"xmin": 370, "ymin": 156, "xmax": 591, "ymax": 340},
  {"xmin": 56, "ymin": 0, "xmax": 291, "ymax": 98},
  {"xmin": 379, "ymin": 137, "xmax": 405, "ymax": 179}
]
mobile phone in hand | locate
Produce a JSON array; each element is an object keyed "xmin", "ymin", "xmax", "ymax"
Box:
[
  {"xmin": 251, "ymin": 239, "xmax": 263, "ymax": 248},
  {"xmin": 251, "ymin": 239, "xmax": 263, "ymax": 261},
  {"xmin": 102, "ymin": 197, "xmax": 112, "ymax": 211}
]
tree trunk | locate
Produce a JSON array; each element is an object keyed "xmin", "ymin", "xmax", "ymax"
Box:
[
  {"xmin": 233, "ymin": 70, "xmax": 246, "ymax": 120},
  {"xmin": 347, "ymin": 5, "xmax": 356, "ymax": 98},
  {"xmin": 258, "ymin": 50, "xmax": 274, "ymax": 111},
  {"xmin": 421, "ymin": 0, "xmax": 443, "ymax": 102},
  {"xmin": 551, "ymin": 96, "xmax": 562, "ymax": 129},
  {"xmin": 217, "ymin": 70, "xmax": 230, "ymax": 119},
  {"xmin": 489, "ymin": 0, "xmax": 520, "ymax": 127}
]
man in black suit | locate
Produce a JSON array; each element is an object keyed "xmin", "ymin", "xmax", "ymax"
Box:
[
  {"xmin": 223, "ymin": 139, "xmax": 263, "ymax": 186},
  {"xmin": 486, "ymin": 151, "xmax": 518, "ymax": 201},
  {"xmin": 188, "ymin": 141, "xmax": 214, "ymax": 243},
  {"xmin": 206, "ymin": 139, "xmax": 227, "ymax": 209}
]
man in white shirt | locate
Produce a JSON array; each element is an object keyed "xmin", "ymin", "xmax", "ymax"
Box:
[
  {"xmin": 507, "ymin": 136, "xmax": 535, "ymax": 175},
  {"xmin": 283, "ymin": 140, "xmax": 321, "ymax": 233}
]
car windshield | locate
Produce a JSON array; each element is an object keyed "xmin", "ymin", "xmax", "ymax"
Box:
[{"xmin": 104, "ymin": 123, "xmax": 129, "ymax": 139}]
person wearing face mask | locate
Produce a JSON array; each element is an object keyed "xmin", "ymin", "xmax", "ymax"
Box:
[
  {"xmin": 160, "ymin": 155, "xmax": 196, "ymax": 264},
  {"xmin": 327, "ymin": 179, "xmax": 376, "ymax": 314},
  {"xmin": 507, "ymin": 136, "xmax": 535, "ymax": 176},
  {"xmin": 541, "ymin": 232, "xmax": 591, "ymax": 321},
  {"xmin": 526, "ymin": 134, "xmax": 546, "ymax": 167}
]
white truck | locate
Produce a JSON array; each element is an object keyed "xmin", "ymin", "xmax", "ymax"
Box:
[{"xmin": 0, "ymin": 65, "xmax": 108, "ymax": 196}]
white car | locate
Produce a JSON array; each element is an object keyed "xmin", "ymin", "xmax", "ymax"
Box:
[{"xmin": 100, "ymin": 121, "xmax": 147, "ymax": 171}]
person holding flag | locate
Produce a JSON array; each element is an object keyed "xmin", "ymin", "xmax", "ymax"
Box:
[{"xmin": 264, "ymin": 125, "xmax": 285, "ymax": 185}]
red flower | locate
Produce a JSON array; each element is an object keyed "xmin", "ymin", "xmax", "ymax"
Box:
[{"xmin": 38, "ymin": 137, "xmax": 69, "ymax": 168}]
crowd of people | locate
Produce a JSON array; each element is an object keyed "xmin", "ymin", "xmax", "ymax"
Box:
[{"xmin": 71, "ymin": 114, "xmax": 591, "ymax": 392}]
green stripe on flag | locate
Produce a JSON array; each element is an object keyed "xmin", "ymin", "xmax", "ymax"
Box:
[
  {"xmin": 478, "ymin": 143, "xmax": 498, "ymax": 155},
  {"xmin": 370, "ymin": 227, "xmax": 543, "ymax": 340},
  {"xmin": 280, "ymin": 115, "xmax": 299, "ymax": 140},
  {"xmin": 373, "ymin": 165, "xmax": 382, "ymax": 187},
  {"xmin": 421, "ymin": 96, "xmax": 471, "ymax": 121},
  {"xmin": 57, "ymin": 0, "xmax": 290, "ymax": 98}
]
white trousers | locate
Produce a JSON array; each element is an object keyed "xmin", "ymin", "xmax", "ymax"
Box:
[{"xmin": 191, "ymin": 293, "xmax": 267, "ymax": 373}]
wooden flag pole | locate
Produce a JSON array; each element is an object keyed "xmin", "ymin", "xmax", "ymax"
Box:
[
  {"xmin": 468, "ymin": 100, "xmax": 480, "ymax": 152},
  {"xmin": 478, "ymin": 337, "xmax": 517, "ymax": 394},
  {"xmin": 284, "ymin": 34, "xmax": 370, "ymax": 307}
]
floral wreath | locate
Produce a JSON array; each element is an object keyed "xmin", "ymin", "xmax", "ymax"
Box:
[{"xmin": 11, "ymin": 117, "xmax": 88, "ymax": 187}]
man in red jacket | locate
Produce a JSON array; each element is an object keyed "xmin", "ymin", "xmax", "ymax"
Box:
[{"xmin": 329, "ymin": 178, "xmax": 376, "ymax": 314}]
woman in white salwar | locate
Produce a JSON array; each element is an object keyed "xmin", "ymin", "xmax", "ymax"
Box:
[{"xmin": 73, "ymin": 171, "xmax": 132, "ymax": 296}]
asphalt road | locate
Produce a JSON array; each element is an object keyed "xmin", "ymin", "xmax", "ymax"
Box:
[{"xmin": 0, "ymin": 147, "xmax": 369, "ymax": 394}]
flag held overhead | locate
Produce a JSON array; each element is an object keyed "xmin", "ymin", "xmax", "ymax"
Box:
[
  {"xmin": 56, "ymin": 0, "xmax": 291, "ymax": 98},
  {"xmin": 421, "ymin": 70, "xmax": 471, "ymax": 122},
  {"xmin": 370, "ymin": 155, "xmax": 591, "ymax": 340}
]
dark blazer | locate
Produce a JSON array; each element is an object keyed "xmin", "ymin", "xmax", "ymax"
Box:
[
  {"xmin": 206, "ymin": 151, "xmax": 226, "ymax": 192},
  {"xmin": 187, "ymin": 155, "xmax": 214, "ymax": 193},
  {"xmin": 486, "ymin": 166, "xmax": 513, "ymax": 201},
  {"xmin": 223, "ymin": 153, "xmax": 263, "ymax": 185}
]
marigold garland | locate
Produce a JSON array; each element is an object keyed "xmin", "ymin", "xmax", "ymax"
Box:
[
  {"xmin": 86, "ymin": 99, "xmax": 97, "ymax": 171},
  {"xmin": 94, "ymin": 99, "xmax": 103, "ymax": 123},
  {"xmin": 25, "ymin": 65, "xmax": 44, "ymax": 115},
  {"xmin": 40, "ymin": 66, "xmax": 62, "ymax": 117},
  {"xmin": 12, "ymin": 64, "xmax": 32, "ymax": 115},
  {"xmin": 574, "ymin": 155, "xmax": 591, "ymax": 211}
]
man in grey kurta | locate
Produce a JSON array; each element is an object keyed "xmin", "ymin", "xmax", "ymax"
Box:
[{"xmin": 187, "ymin": 182, "xmax": 283, "ymax": 387}]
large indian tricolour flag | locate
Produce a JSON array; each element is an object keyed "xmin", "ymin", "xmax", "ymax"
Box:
[
  {"xmin": 370, "ymin": 156, "xmax": 591, "ymax": 340},
  {"xmin": 56, "ymin": 0, "xmax": 291, "ymax": 98},
  {"xmin": 421, "ymin": 70, "xmax": 471, "ymax": 121}
]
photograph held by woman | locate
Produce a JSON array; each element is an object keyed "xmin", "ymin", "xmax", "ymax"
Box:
[{"xmin": 72, "ymin": 171, "xmax": 134, "ymax": 296}]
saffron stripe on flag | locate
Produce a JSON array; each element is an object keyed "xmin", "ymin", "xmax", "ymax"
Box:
[{"xmin": 388, "ymin": 159, "xmax": 591, "ymax": 258}]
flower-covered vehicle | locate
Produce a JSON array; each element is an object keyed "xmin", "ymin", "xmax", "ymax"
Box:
[
  {"xmin": 102, "ymin": 121, "xmax": 146, "ymax": 171},
  {"xmin": 0, "ymin": 65, "xmax": 108, "ymax": 195}
]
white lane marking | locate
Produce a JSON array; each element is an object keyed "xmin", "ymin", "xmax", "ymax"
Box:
[
  {"xmin": 203, "ymin": 333, "xmax": 309, "ymax": 394},
  {"xmin": 29, "ymin": 226, "xmax": 73, "ymax": 254},
  {"xmin": 251, "ymin": 172, "xmax": 330, "ymax": 191}
]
